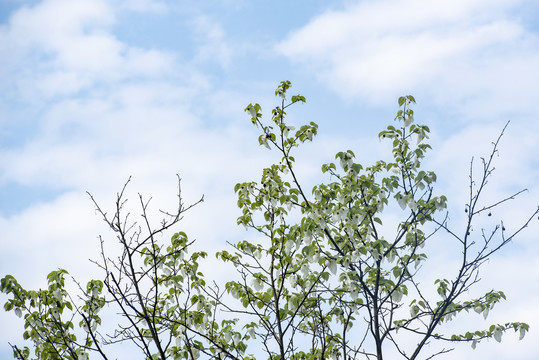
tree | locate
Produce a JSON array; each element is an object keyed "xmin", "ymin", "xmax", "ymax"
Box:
[{"xmin": 1, "ymin": 81, "xmax": 537, "ymax": 360}]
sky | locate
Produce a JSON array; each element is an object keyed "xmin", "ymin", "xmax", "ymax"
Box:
[{"xmin": 0, "ymin": 0, "xmax": 538, "ymax": 359}]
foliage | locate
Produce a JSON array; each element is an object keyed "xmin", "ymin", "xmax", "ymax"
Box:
[{"xmin": 2, "ymin": 81, "xmax": 537, "ymax": 360}]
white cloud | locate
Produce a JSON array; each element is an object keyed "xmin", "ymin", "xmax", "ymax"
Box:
[
  {"xmin": 277, "ymin": 0, "xmax": 539, "ymax": 118},
  {"xmin": 188, "ymin": 15, "xmax": 234, "ymax": 69},
  {"xmin": 1, "ymin": 0, "xmax": 114, "ymax": 54},
  {"xmin": 0, "ymin": 0, "xmax": 177, "ymax": 99}
]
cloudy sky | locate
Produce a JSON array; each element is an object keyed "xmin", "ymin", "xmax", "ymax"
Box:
[{"xmin": 0, "ymin": 0, "xmax": 538, "ymax": 359}]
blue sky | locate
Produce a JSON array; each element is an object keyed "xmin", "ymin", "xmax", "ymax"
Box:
[{"xmin": 1, "ymin": 0, "xmax": 538, "ymax": 359}]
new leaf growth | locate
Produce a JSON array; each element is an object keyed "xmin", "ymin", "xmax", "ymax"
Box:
[{"xmin": 2, "ymin": 82, "xmax": 537, "ymax": 360}]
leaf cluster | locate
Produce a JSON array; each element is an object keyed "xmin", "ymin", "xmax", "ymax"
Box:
[{"xmin": 2, "ymin": 82, "xmax": 537, "ymax": 360}]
